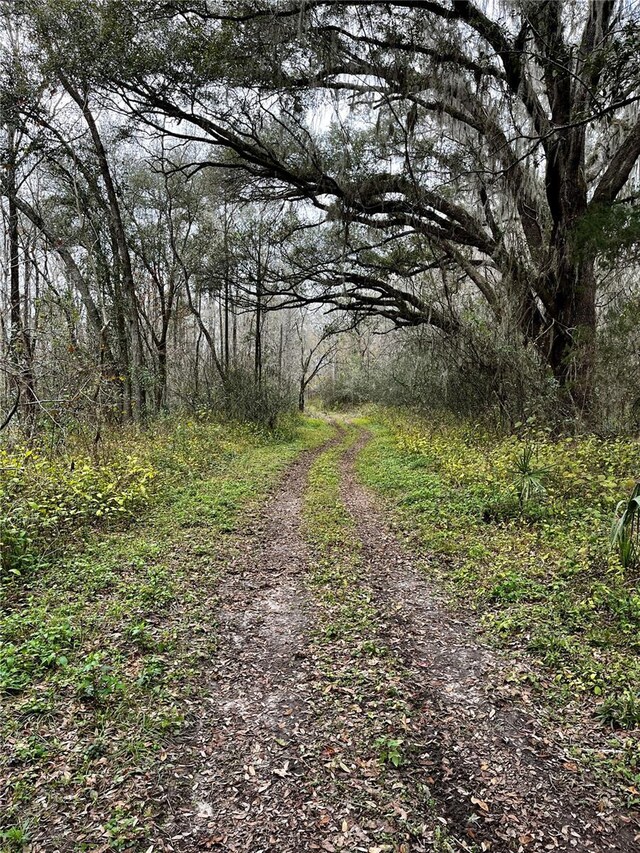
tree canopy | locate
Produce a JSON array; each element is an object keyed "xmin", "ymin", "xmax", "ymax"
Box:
[{"xmin": 0, "ymin": 0, "xmax": 640, "ymax": 425}]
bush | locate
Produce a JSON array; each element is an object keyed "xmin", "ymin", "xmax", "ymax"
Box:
[
  {"xmin": 318, "ymin": 375, "xmax": 371, "ymax": 411},
  {"xmin": 321, "ymin": 322, "xmax": 563, "ymax": 428},
  {"xmin": 0, "ymin": 446, "xmax": 154, "ymax": 584},
  {"xmin": 211, "ymin": 369, "xmax": 295, "ymax": 427}
]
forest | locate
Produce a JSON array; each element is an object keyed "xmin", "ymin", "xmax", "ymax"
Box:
[{"xmin": 2, "ymin": 1, "xmax": 640, "ymax": 851}]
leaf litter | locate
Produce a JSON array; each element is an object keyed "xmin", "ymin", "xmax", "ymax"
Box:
[{"xmin": 4, "ymin": 423, "xmax": 640, "ymax": 852}]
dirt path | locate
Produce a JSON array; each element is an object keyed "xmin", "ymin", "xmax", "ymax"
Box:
[
  {"xmin": 163, "ymin": 424, "xmax": 639, "ymax": 853},
  {"xmin": 339, "ymin": 430, "xmax": 640, "ymax": 853},
  {"xmin": 166, "ymin": 443, "xmax": 329, "ymax": 851}
]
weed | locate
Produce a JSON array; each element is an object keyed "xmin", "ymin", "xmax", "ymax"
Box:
[
  {"xmin": 105, "ymin": 806, "xmax": 146, "ymax": 851},
  {"xmin": 0, "ymin": 826, "xmax": 28, "ymax": 852},
  {"xmin": 598, "ymin": 689, "xmax": 640, "ymax": 729},
  {"xmin": 356, "ymin": 408, "xmax": 640, "ymax": 790},
  {"xmin": 355, "ymin": 639, "xmax": 388, "ymax": 658},
  {"xmin": 13, "ymin": 736, "xmax": 49, "ymax": 763},
  {"xmin": 487, "ymin": 571, "xmax": 542, "ymax": 603},
  {"xmin": 611, "ymin": 482, "xmax": 640, "ymax": 568},
  {"xmin": 513, "ymin": 443, "xmax": 549, "ymax": 511},
  {"xmin": 73, "ymin": 652, "xmax": 124, "ymax": 702},
  {"xmin": 136, "ymin": 656, "xmax": 166, "ymax": 690},
  {"xmin": 83, "ymin": 738, "xmax": 108, "ymax": 761},
  {"xmin": 0, "ymin": 413, "xmax": 335, "ymax": 844},
  {"xmin": 133, "ymin": 567, "xmax": 175, "ymax": 609},
  {"xmin": 374, "ymin": 735, "xmax": 404, "ymax": 767},
  {"xmin": 0, "ymin": 615, "xmax": 75, "ymax": 693},
  {"xmin": 149, "ymin": 706, "xmax": 185, "ymax": 732},
  {"xmin": 124, "ymin": 620, "xmax": 155, "ymax": 650},
  {"xmin": 432, "ymin": 825, "xmax": 458, "ymax": 852}
]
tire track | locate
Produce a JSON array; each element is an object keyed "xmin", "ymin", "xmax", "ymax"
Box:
[
  {"xmin": 338, "ymin": 427, "xmax": 639, "ymax": 853},
  {"xmin": 166, "ymin": 440, "xmax": 336, "ymax": 852}
]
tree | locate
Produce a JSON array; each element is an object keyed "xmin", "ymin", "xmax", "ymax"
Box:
[
  {"xmin": 294, "ymin": 310, "xmax": 337, "ymax": 411},
  {"xmin": 0, "ymin": 3, "xmax": 38, "ymax": 426},
  {"xmin": 58, "ymin": 0, "xmax": 638, "ymax": 413},
  {"xmin": 2, "ymin": 0, "xmax": 639, "ymax": 428}
]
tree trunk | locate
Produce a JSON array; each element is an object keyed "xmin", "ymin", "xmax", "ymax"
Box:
[
  {"xmin": 109, "ymin": 242, "xmax": 134, "ymax": 420},
  {"xmin": 547, "ymin": 255, "xmax": 596, "ymax": 413},
  {"xmin": 156, "ymin": 338, "xmax": 168, "ymax": 411},
  {"xmin": 224, "ymin": 271, "xmax": 230, "ymax": 374},
  {"xmin": 60, "ymin": 75, "xmax": 146, "ymax": 420},
  {"xmin": 6, "ymin": 125, "xmax": 36, "ymax": 427},
  {"xmin": 254, "ymin": 274, "xmax": 263, "ymax": 387},
  {"xmin": 543, "ymin": 117, "xmax": 596, "ymax": 414}
]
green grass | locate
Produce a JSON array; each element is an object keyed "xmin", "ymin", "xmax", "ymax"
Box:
[
  {"xmin": 304, "ymin": 427, "xmax": 373, "ymax": 640},
  {"xmin": 0, "ymin": 413, "xmax": 333, "ymax": 851},
  {"xmin": 356, "ymin": 408, "xmax": 640, "ymax": 797}
]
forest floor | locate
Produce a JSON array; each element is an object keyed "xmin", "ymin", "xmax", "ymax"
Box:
[{"xmin": 2, "ymin": 415, "xmax": 640, "ymax": 852}]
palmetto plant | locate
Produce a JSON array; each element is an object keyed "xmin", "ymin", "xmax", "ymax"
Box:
[
  {"xmin": 514, "ymin": 444, "xmax": 549, "ymax": 511},
  {"xmin": 611, "ymin": 483, "xmax": 640, "ymax": 569}
]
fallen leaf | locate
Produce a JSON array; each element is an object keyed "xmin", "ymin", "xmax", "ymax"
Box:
[{"xmin": 471, "ymin": 796, "xmax": 490, "ymax": 812}]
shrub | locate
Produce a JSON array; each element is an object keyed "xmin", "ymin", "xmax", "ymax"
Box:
[
  {"xmin": 0, "ymin": 447, "xmax": 154, "ymax": 583},
  {"xmin": 212, "ymin": 369, "xmax": 295, "ymax": 427},
  {"xmin": 611, "ymin": 483, "xmax": 640, "ymax": 569}
]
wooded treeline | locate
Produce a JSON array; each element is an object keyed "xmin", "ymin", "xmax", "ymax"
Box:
[{"xmin": 1, "ymin": 0, "xmax": 640, "ymax": 433}]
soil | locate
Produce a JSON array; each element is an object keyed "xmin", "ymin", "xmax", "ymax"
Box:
[
  {"xmin": 339, "ymin": 432, "xmax": 640, "ymax": 853},
  {"xmin": 162, "ymin": 427, "xmax": 640, "ymax": 853},
  {"xmin": 165, "ymin": 444, "xmax": 325, "ymax": 851}
]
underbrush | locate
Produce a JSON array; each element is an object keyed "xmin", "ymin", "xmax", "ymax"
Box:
[
  {"xmin": 0, "ymin": 446, "xmax": 154, "ymax": 582},
  {"xmin": 0, "ymin": 411, "xmax": 309, "ymax": 587},
  {"xmin": 0, "ymin": 412, "xmax": 332, "ymax": 849},
  {"xmin": 357, "ymin": 409, "xmax": 640, "ymax": 792}
]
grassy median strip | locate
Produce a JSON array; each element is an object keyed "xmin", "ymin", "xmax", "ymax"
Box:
[{"xmin": 301, "ymin": 427, "xmax": 456, "ymax": 852}]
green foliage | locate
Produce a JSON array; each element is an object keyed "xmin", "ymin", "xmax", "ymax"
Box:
[
  {"xmin": 0, "ymin": 412, "xmax": 331, "ymax": 590},
  {"xmin": 73, "ymin": 651, "xmax": 124, "ymax": 702},
  {"xmin": 375, "ymin": 735, "xmax": 404, "ymax": 768},
  {"xmin": 598, "ymin": 689, "xmax": 640, "ymax": 730},
  {"xmin": 512, "ymin": 443, "xmax": 549, "ymax": 511},
  {"xmin": 0, "ymin": 826, "xmax": 28, "ymax": 852},
  {"xmin": 13, "ymin": 736, "xmax": 49, "ymax": 763},
  {"xmin": 611, "ymin": 482, "xmax": 640, "ymax": 569},
  {"xmin": 0, "ymin": 613, "xmax": 76, "ymax": 692},
  {"xmin": 0, "ymin": 445, "xmax": 154, "ymax": 584},
  {"xmin": 0, "ymin": 412, "xmax": 334, "ymax": 844},
  {"xmin": 213, "ymin": 368, "xmax": 295, "ymax": 428},
  {"xmin": 104, "ymin": 806, "xmax": 147, "ymax": 851},
  {"xmin": 572, "ymin": 203, "xmax": 640, "ymax": 264},
  {"xmin": 357, "ymin": 409, "xmax": 640, "ymax": 754},
  {"xmin": 124, "ymin": 620, "xmax": 155, "ymax": 650},
  {"xmin": 0, "ymin": 522, "xmax": 37, "ymax": 579},
  {"xmin": 322, "ymin": 321, "xmax": 562, "ymax": 430}
]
